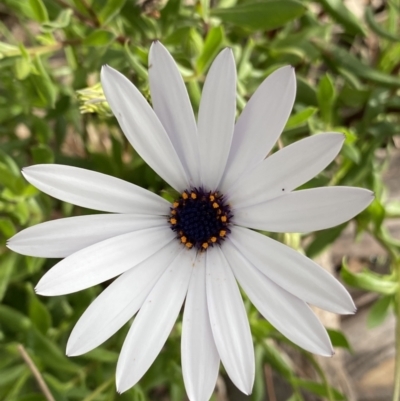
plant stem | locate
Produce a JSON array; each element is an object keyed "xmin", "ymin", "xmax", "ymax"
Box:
[{"xmin": 18, "ymin": 344, "xmax": 55, "ymax": 401}]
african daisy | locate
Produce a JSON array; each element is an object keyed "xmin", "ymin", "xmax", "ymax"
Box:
[{"xmin": 8, "ymin": 41, "xmax": 373, "ymax": 400}]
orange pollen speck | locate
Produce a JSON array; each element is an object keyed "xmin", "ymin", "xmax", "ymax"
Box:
[
  {"xmin": 170, "ymin": 218, "xmax": 177, "ymax": 225},
  {"xmin": 221, "ymin": 215, "xmax": 227, "ymax": 222},
  {"xmin": 210, "ymin": 237, "xmax": 217, "ymax": 243},
  {"xmin": 171, "ymin": 210, "xmax": 176, "ymax": 215},
  {"xmin": 186, "ymin": 242, "xmax": 193, "ymax": 248},
  {"xmin": 181, "ymin": 236, "xmax": 187, "ymax": 243},
  {"xmin": 209, "ymin": 195, "xmax": 215, "ymax": 201},
  {"xmin": 212, "ymin": 202, "xmax": 219, "ymax": 209},
  {"xmin": 173, "ymin": 202, "xmax": 179, "ymax": 208},
  {"xmin": 191, "ymin": 192, "xmax": 197, "ymax": 199},
  {"xmin": 219, "ymin": 230, "xmax": 226, "ymax": 237},
  {"xmin": 202, "ymin": 242, "xmax": 209, "ymax": 249},
  {"xmin": 182, "ymin": 192, "xmax": 188, "ymax": 199}
]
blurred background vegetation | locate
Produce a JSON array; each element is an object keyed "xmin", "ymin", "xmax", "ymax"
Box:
[{"xmin": 0, "ymin": 0, "xmax": 399, "ymax": 400}]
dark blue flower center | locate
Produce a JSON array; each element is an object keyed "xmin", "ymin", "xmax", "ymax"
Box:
[{"xmin": 169, "ymin": 188, "xmax": 232, "ymax": 250}]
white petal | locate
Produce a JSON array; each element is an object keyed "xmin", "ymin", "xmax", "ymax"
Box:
[
  {"xmin": 206, "ymin": 246, "xmax": 254, "ymax": 395},
  {"xmin": 22, "ymin": 164, "xmax": 169, "ymax": 214},
  {"xmin": 101, "ymin": 65, "xmax": 188, "ymax": 191},
  {"xmin": 227, "ymin": 133, "xmax": 345, "ymax": 208},
  {"xmin": 35, "ymin": 226, "xmax": 174, "ymax": 296},
  {"xmin": 116, "ymin": 248, "xmax": 194, "ymax": 393},
  {"xmin": 234, "ymin": 187, "xmax": 374, "ymax": 233},
  {"xmin": 67, "ymin": 241, "xmax": 181, "ymax": 356},
  {"xmin": 223, "ymin": 240, "xmax": 333, "ymax": 356},
  {"xmin": 7, "ymin": 214, "xmax": 167, "ymax": 258},
  {"xmin": 221, "ymin": 66, "xmax": 296, "ymax": 192},
  {"xmin": 182, "ymin": 253, "xmax": 220, "ymax": 401},
  {"xmin": 197, "ymin": 49, "xmax": 236, "ymax": 191},
  {"xmin": 149, "ymin": 42, "xmax": 200, "ymax": 186},
  {"xmin": 230, "ymin": 227, "xmax": 355, "ymax": 314}
]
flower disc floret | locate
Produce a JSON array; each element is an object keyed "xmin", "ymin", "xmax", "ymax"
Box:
[{"xmin": 169, "ymin": 188, "xmax": 232, "ymax": 250}]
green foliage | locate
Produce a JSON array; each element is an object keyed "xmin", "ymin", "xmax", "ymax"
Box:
[{"xmin": 0, "ymin": 0, "xmax": 399, "ymax": 400}]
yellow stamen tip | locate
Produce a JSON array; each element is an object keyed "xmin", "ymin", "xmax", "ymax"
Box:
[
  {"xmin": 181, "ymin": 236, "xmax": 187, "ymax": 243},
  {"xmin": 212, "ymin": 202, "xmax": 219, "ymax": 209},
  {"xmin": 219, "ymin": 230, "xmax": 226, "ymax": 237},
  {"xmin": 191, "ymin": 192, "xmax": 197, "ymax": 199},
  {"xmin": 186, "ymin": 242, "xmax": 193, "ymax": 248},
  {"xmin": 170, "ymin": 218, "xmax": 177, "ymax": 225},
  {"xmin": 202, "ymin": 242, "xmax": 208, "ymax": 249},
  {"xmin": 182, "ymin": 192, "xmax": 188, "ymax": 199},
  {"xmin": 211, "ymin": 237, "xmax": 217, "ymax": 243},
  {"xmin": 221, "ymin": 216, "xmax": 227, "ymax": 222}
]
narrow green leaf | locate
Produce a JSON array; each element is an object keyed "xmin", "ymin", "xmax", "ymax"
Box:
[
  {"xmin": 31, "ymin": 144, "xmax": 54, "ymax": 164},
  {"xmin": 317, "ymin": 73, "xmax": 336, "ymax": 125},
  {"xmin": 211, "ymin": 0, "xmax": 306, "ymax": 31},
  {"xmin": 196, "ymin": 26, "xmax": 224, "ymax": 74},
  {"xmin": 30, "ymin": 55, "xmax": 57, "ymax": 107},
  {"xmin": 367, "ymin": 295, "xmax": 393, "ymax": 328},
  {"xmin": 306, "ymin": 224, "xmax": 346, "ymax": 258},
  {"xmin": 30, "ymin": 328, "xmax": 80, "ymax": 373},
  {"xmin": 0, "ymin": 305, "xmax": 32, "ymax": 332},
  {"xmin": 341, "ymin": 259, "xmax": 398, "ymax": 295},
  {"xmin": 315, "ymin": 0, "xmax": 365, "ymax": 35},
  {"xmin": 327, "ymin": 328, "xmax": 352, "ymax": 351},
  {"xmin": 29, "ymin": 0, "xmax": 49, "ymax": 22},
  {"xmin": 98, "ymin": 0, "xmax": 127, "ymax": 25},
  {"xmin": 41, "ymin": 9, "xmax": 73, "ymax": 32},
  {"xmin": 14, "ymin": 57, "xmax": 32, "ymax": 80},
  {"xmin": 365, "ymin": 7, "xmax": 400, "ymax": 41},
  {"xmin": 0, "ymin": 253, "xmax": 17, "ymax": 302},
  {"xmin": 27, "ymin": 286, "xmax": 52, "ymax": 335},
  {"xmin": 84, "ymin": 30, "xmax": 116, "ymax": 47},
  {"xmin": 286, "ymin": 107, "xmax": 317, "ymax": 129},
  {"xmin": 317, "ymin": 43, "xmax": 400, "ymax": 87},
  {"xmin": 262, "ymin": 341, "xmax": 293, "ymax": 380},
  {"xmin": 292, "ymin": 378, "xmax": 345, "ymax": 400}
]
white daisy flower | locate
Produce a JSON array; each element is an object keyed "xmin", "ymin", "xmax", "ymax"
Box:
[{"xmin": 8, "ymin": 42, "xmax": 373, "ymax": 400}]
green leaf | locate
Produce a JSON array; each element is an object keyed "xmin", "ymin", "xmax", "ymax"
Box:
[
  {"xmin": 196, "ymin": 26, "xmax": 224, "ymax": 74},
  {"xmin": 29, "ymin": 328, "xmax": 80, "ymax": 373},
  {"xmin": 327, "ymin": 328, "xmax": 352, "ymax": 351},
  {"xmin": 306, "ymin": 224, "xmax": 346, "ymax": 258},
  {"xmin": 30, "ymin": 55, "xmax": 57, "ymax": 107},
  {"xmin": 31, "ymin": 144, "xmax": 54, "ymax": 164},
  {"xmin": 14, "ymin": 57, "xmax": 32, "ymax": 80},
  {"xmin": 315, "ymin": 0, "xmax": 365, "ymax": 35},
  {"xmin": 0, "ymin": 217, "xmax": 16, "ymax": 238},
  {"xmin": 292, "ymin": 378, "xmax": 345, "ymax": 400},
  {"xmin": 0, "ymin": 365, "xmax": 28, "ymax": 386},
  {"xmin": 0, "ymin": 253, "xmax": 17, "ymax": 302},
  {"xmin": 317, "ymin": 73, "xmax": 336, "ymax": 125},
  {"xmin": 386, "ymin": 201, "xmax": 400, "ymax": 217},
  {"xmin": 262, "ymin": 341, "xmax": 293, "ymax": 380},
  {"xmin": 365, "ymin": 7, "xmax": 400, "ymax": 41},
  {"xmin": 341, "ymin": 259, "xmax": 398, "ymax": 295},
  {"xmin": 318, "ymin": 43, "xmax": 400, "ymax": 87},
  {"xmin": 286, "ymin": 107, "xmax": 317, "ymax": 129},
  {"xmin": 41, "ymin": 9, "xmax": 73, "ymax": 32},
  {"xmin": 98, "ymin": 0, "xmax": 127, "ymax": 25},
  {"xmin": 211, "ymin": 0, "xmax": 306, "ymax": 31},
  {"xmin": 27, "ymin": 286, "xmax": 52, "ymax": 335},
  {"xmin": 341, "ymin": 143, "xmax": 361, "ymax": 164},
  {"xmin": 29, "ymin": 0, "xmax": 49, "ymax": 22},
  {"xmin": 0, "ymin": 305, "xmax": 32, "ymax": 332},
  {"xmin": 367, "ymin": 295, "xmax": 393, "ymax": 328},
  {"xmin": 83, "ymin": 30, "xmax": 116, "ymax": 47}
]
